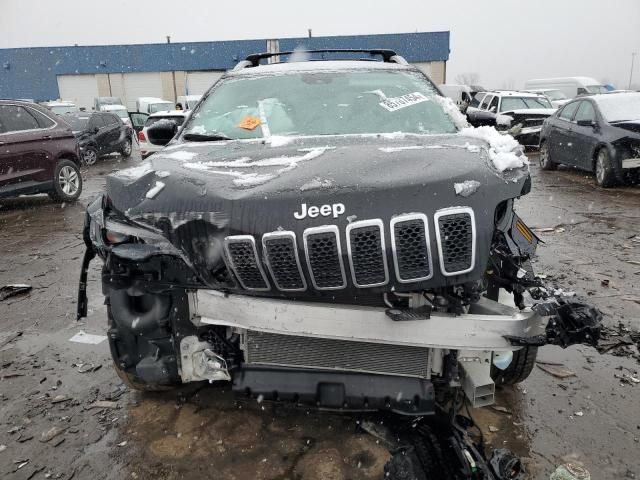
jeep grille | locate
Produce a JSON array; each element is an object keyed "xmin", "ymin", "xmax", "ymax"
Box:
[{"xmin": 223, "ymin": 208, "xmax": 476, "ymax": 291}]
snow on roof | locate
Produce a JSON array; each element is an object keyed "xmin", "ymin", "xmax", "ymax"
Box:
[
  {"xmin": 229, "ymin": 60, "xmax": 411, "ymax": 76},
  {"xmin": 149, "ymin": 110, "xmax": 188, "ymax": 117},
  {"xmin": 101, "ymin": 104, "xmax": 127, "ymax": 111}
]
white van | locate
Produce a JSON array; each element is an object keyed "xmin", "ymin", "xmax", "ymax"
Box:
[
  {"xmin": 438, "ymin": 84, "xmax": 473, "ymax": 111},
  {"xmin": 177, "ymin": 95, "xmax": 202, "ymax": 110},
  {"xmin": 136, "ymin": 97, "xmax": 175, "ymax": 114},
  {"xmin": 523, "ymin": 77, "xmax": 607, "ymax": 99}
]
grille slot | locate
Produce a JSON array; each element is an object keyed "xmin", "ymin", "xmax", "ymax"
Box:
[
  {"xmin": 303, "ymin": 226, "xmax": 346, "ymax": 290},
  {"xmin": 224, "ymin": 236, "xmax": 270, "ymax": 291},
  {"xmin": 246, "ymin": 331, "xmax": 430, "ymax": 378},
  {"xmin": 391, "ymin": 214, "xmax": 433, "ymax": 282},
  {"xmin": 434, "ymin": 208, "xmax": 476, "ymax": 276},
  {"xmin": 346, "ymin": 220, "xmax": 388, "ymax": 287},
  {"xmin": 262, "ymin": 232, "xmax": 306, "ymax": 292}
]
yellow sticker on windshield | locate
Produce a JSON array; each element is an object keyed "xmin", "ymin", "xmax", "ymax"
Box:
[{"xmin": 238, "ymin": 116, "xmax": 261, "ymax": 130}]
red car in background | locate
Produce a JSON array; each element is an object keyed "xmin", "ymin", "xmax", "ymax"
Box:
[{"xmin": 0, "ymin": 99, "xmax": 82, "ymax": 202}]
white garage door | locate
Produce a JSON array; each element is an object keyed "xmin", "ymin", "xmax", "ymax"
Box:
[
  {"xmin": 57, "ymin": 75, "xmax": 99, "ymax": 111},
  {"xmin": 122, "ymin": 73, "xmax": 165, "ymax": 111},
  {"xmin": 186, "ymin": 71, "xmax": 224, "ymax": 95}
]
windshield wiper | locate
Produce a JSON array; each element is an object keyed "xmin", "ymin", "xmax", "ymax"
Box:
[{"xmin": 183, "ymin": 132, "xmax": 232, "ymax": 141}]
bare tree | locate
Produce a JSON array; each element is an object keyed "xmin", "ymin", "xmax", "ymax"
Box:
[{"xmin": 454, "ymin": 72, "xmax": 480, "ymax": 86}]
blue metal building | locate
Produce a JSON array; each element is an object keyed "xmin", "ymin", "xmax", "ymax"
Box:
[{"xmin": 0, "ymin": 31, "xmax": 450, "ymax": 110}]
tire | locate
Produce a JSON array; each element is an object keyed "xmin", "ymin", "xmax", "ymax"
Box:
[
  {"xmin": 539, "ymin": 141, "xmax": 557, "ymax": 170},
  {"xmin": 82, "ymin": 146, "xmax": 99, "ymax": 166},
  {"xmin": 49, "ymin": 159, "xmax": 82, "ymax": 202},
  {"xmin": 594, "ymin": 147, "xmax": 617, "ymax": 187},
  {"xmin": 120, "ymin": 137, "xmax": 132, "ymax": 158},
  {"xmin": 491, "ymin": 346, "xmax": 538, "ymax": 385}
]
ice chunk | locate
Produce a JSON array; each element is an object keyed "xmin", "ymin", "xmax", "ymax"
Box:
[
  {"xmin": 113, "ymin": 162, "xmax": 153, "ymax": 180},
  {"xmin": 459, "ymin": 126, "xmax": 528, "ymax": 172},
  {"xmin": 454, "ymin": 180, "xmax": 481, "ymax": 197},
  {"xmin": 145, "ymin": 181, "xmax": 165, "ymax": 199},
  {"xmin": 300, "ymin": 177, "xmax": 333, "ymax": 191}
]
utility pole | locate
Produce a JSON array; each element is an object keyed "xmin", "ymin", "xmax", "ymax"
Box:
[
  {"xmin": 630, "ymin": 52, "xmax": 637, "ymax": 90},
  {"xmin": 166, "ymin": 35, "xmax": 171, "ymax": 44},
  {"xmin": 308, "ymin": 29, "xmax": 312, "ymax": 38}
]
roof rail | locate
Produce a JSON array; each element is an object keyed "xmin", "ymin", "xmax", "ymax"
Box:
[{"xmin": 239, "ymin": 49, "xmax": 405, "ymax": 68}]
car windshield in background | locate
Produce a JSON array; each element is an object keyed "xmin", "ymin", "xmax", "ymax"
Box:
[
  {"xmin": 500, "ymin": 96, "xmax": 552, "ymax": 112},
  {"xmin": 149, "ymin": 103, "xmax": 174, "ymax": 113},
  {"xmin": 145, "ymin": 115, "xmax": 186, "ymax": 127},
  {"xmin": 61, "ymin": 115, "xmax": 89, "ymax": 130},
  {"xmin": 111, "ymin": 109, "xmax": 129, "ymax": 119},
  {"xmin": 586, "ymin": 85, "xmax": 608, "ymax": 94},
  {"xmin": 544, "ymin": 90, "xmax": 567, "ymax": 101},
  {"xmin": 100, "ymin": 97, "xmax": 121, "ymax": 105},
  {"xmin": 184, "ymin": 70, "xmax": 457, "ymax": 139},
  {"xmin": 595, "ymin": 93, "xmax": 640, "ymax": 122},
  {"xmin": 50, "ymin": 105, "xmax": 78, "ymax": 114}
]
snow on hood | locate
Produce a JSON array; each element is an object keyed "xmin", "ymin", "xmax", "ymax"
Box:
[
  {"xmin": 503, "ymin": 108, "xmax": 556, "ymax": 115},
  {"xmin": 459, "ymin": 126, "xmax": 529, "ymax": 172},
  {"xmin": 182, "ymin": 147, "xmax": 330, "ymax": 188}
]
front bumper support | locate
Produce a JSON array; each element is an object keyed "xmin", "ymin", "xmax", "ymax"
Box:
[
  {"xmin": 195, "ymin": 290, "xmax": 547, "ymax": 351},
  {"xmin": 233, "ymin": 366, "xmax": 435, "ymax": 415}
]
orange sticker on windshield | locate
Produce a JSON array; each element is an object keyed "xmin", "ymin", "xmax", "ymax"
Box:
[{"xmin": 238, "ymin": 116, "xmax": 261, "ymax": 130}]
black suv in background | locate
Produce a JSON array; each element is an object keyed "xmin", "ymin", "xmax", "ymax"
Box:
[{"xmin": 61, "ymin": 112, "xmax": 133, "ymax": 165}]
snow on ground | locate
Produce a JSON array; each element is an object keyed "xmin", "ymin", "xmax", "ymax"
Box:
[{"xmin": 459, "ymin": 126, "xmax": 528, "ymax": 172}]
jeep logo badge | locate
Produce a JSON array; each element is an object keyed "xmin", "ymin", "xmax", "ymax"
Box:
[{"xmin": 294, "ymin": 202, "xmax": 345, "ymax": 220}]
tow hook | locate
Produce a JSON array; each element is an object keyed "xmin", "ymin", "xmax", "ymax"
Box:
[{"xmin": 180, "ymin": 336, "xmax": 231, "ymax": 383}]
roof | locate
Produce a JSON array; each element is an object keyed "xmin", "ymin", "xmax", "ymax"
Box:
[
  {"xmin": 101, "ymin": 104, "xmax": 127, "ymax": 111},
  {"xmin": 44, "ymin": 100, "xmax": 76, "ymax": 106},
  {"xmin": 486, "ymin": 91, "xmax": 546, "ymax": 98},
  {"xmin": 149, "ymin": 110, "xmax": 188, "ymax": 117},
  {"xmin": 228, "ymin": 60, "xmax": 414, "ymax": 77}
]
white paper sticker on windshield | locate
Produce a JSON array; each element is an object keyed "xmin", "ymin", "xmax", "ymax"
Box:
[{"xmin": 379, "ymin": 92, "xmax": 429, "ymax": 112}]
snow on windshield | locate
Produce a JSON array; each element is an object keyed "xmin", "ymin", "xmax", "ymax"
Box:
[
  {"xmin": 595, "ymin": 93, "xmax": 640, "ymax": 122},
  {"xmin": 183, "ymin": 70, "xmax": 458, "ymax": 140}
]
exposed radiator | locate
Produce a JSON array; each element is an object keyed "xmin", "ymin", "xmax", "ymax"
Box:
[{"xmin": 245, "ymin": 331, "xmax": 431, "ymax": 378}]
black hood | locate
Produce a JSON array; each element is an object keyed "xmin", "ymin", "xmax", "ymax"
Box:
[{"xmin": 105, "ymin": 134, "xmax": 529, "ymax": 300}]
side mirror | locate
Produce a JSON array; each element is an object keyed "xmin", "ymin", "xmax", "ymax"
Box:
[
  {"xmin": 576, "ymin": 119, "xmax": 596, "ymax": 128},
  {"xmin": 93, "ymin": 127, "xmax": 100, "ymax": 134},
  {"xmin": 489, "ymin": 106, "xmax": 497, "ymax": 113},
  {"xmin": 147, "ymin": 120, "xmax": 177, "ymax": 146}
]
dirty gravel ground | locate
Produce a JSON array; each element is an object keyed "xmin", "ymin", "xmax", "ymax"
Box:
[{"xmin": 1, "ymin": 150, "xmax": 639, "ymax": 480}]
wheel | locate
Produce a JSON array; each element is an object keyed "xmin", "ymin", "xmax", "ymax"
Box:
[
  {"xmin": 49, "ymin": 159, "xmax": 82, "ymax": 202},
  {"xmin": 120, "ymin": 137, "xmax": 132, "ymax": 158},
  {"xmin": 539, "ymin": 141, "xmax": 557, "ymax": 170},
  {"xmin": 82, "ymin": 146, "xmax": 98, "ymax": 166},
  {"xmin": 491, "ymin": 346, "xmax": 538, "ymax": 385},
  {"xmin": 594, "ymin": 147, "xmax": 617, "ymax": 187}
]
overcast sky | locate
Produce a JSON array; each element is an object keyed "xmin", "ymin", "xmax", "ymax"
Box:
[{"xmin": 1, "ymin": 0, "xmax": 639, "ymax": 89}]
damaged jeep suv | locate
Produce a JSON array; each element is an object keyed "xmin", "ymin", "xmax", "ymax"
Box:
[{"xmin": 79, "ymin": 50, "xmax": 599, "ymax": 414}]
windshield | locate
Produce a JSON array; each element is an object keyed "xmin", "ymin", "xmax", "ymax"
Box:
[
  {"xmin": 149, "ymin": 102, "xmax": 174, "ymax": 113},
  {"xmin": 585, "ymin": 85, "xmax": 608, "ymax": 94},
  {"xmin": 596, "ymin": 93, "xmax": 640, "ymax": 122},
  {"xmin": 184, "ymin": 70, "xmax": 457, "ymax": 139},
  {"xmin": 500, "ymin": 96, "xmax": 553, "ymax": 112},
  {"xmin": 50, "ymin": 105, "xmax": 78, "ymax": 114},
  {"xmin": 99, "ymin": 97, "xmax": 122, "ymax": 105},
  {"xmin": 111, "ymin": 109, "xmax": 129, "ymax": 119},
  {"xmin": 543, "ymin": 90, "xmax": 567, "ymax": 101},
  {"xmin": 61, "ymin": 115, "xmax": 89, "ymax": 130}
]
